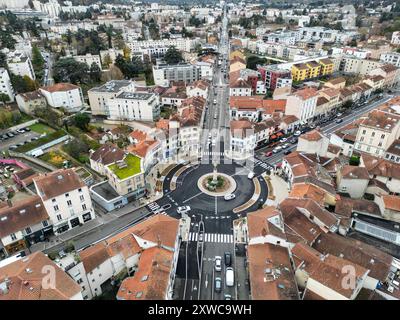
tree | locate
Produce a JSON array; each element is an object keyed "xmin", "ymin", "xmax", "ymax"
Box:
[
  {"xmin": 164, "ymin": 46, "xmax": 183, "ymax": 64},
  {"xmin": 0, "ymin": 93, "xmax": 10, "ymax": 103},
  {"xmin": 246, "ymin": 55, "xmax": 267, "ymax": 70},
  {"xmin": 53, "ymin": 57, "xmax": 89, "ymax": 84},
  {"xmin": 10, "ymin": 74, "xmax": 36, "ymax": 93},
  {"xmin": 102, "ymin": 53, "xmax": 112, "ymax": 68},
  {"xmin": 89, "ymin": 62, "xmax": 102, "ymax": 83},
  {"xmin": 74, "ymin": 112, "xmax": 91, "ymax": 131},
  {"xmin": 0, "ymin": 51, "xmax": 7, "ymax": 69},
  {"xmin": 33, "ymin": 105, "xmax": 61, "ymax": 127},
  {"xmin": 32, "ymin": 45, "xmax": 45, "ymax": 81},
  {"xmin": 123, "ymin": 46, "xmax": 131, "ymax": 61}
]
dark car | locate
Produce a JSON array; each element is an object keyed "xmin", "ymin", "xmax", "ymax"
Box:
[
  {"xmin": 289, "ymin": 137, "xmax": 298, "ymax": 144},
  {"xmin": 284, "ymin": 150, "xmax": 292, "ymax": 155},
  {"xmin": 7, "ymin": 132, "xmax": 14, "ymax": 138},
  {"xmin": 224, "ymin": 251, "xmax": 232, "ymax": 267},
  {"xmin": 215, "ymin": 277, "xmax": 222, "ymax": 293},
  {"xmin": 24, "ymin": 127, "xmax": 31, "ymax": 132}
]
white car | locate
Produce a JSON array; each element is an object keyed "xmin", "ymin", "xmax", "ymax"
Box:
[
  {"xmin": 213, "ymin": 99, "xmax": 217, "ymax": 104},
  {"xmin": 280, "ymin": 137, "xmax": 287, "ymax": 143},
  {"xmin": 281, "ymin": 143, "xmax": 290, "ymax": 149},
  {"xmin": 177, "ymin": 206, "xmax": 191, "ymax": 214},
  {"xmin": 273, "ymin": 146, "xmax": 282, "ymax": 153},
  {"xmin": 214, "ymin": 256, "xmax": 222, "ymax": 272},
  {"xmin": 247, "ymin": 171, "xmax": 255, "ymax": 179},
  {"xmin": 293, "ymin": 130, "xmax": 302, "ymax": 136},
  {"xmin": 224, "ymin": 193, "xmax": 236, "ymax": 201}
]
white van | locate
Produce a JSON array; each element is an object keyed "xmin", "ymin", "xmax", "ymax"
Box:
[{"xmin": 225, "ymin": 267, "xmax": 234, "ymax": 287}]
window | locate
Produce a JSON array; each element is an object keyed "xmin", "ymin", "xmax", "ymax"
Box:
[
  {"xmin": 82, "ymin": 204, "xmax": 87, "ymax": 211},
  {"xmin": 381, "ymin": 134, "xmax": 385, "ymax": 139},
  {"xmin": 371, "ymin": 132, "xmax": 375, "ymax": 137},
  {"xmin": 57, "ymin": 214, "xmax": 62, "ymax": 221},
  {"xmin": 42, "ymin": 220, "xmax": 48, "ymax": 227},
  {"xmin": 25, "ymin": 227, "xmax": 32, "ymax": 234},
  {"xmin": 65, "ymin": 193, "xmax": 69, "ymax": 198},
  {"xmin": 52, "ymin": 198, "xmax": 56, "ymax": 203},
  {"xmin": 77, "ymin": 278, "xmax": 83, "ymax": 284},
  {"xmin": 10, "ymin": 233, "xmax": 17, "ymax": 241},
  {"xmin": 80, "ymin": 195, "xmax": 84, "ymax": 202},
  {"xmin": 67, "ymin": 200, "xmax": 72, "ymax": 207},
  {"xmin": 54, "ymin": 205, "xmax": 59, "ymax": 212}
]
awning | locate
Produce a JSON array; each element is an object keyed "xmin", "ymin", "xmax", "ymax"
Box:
[
  {"xmin": 270, "ymin": 135, "xmax": 277, "ymax": 139},
  {"xmin": 276, "ymin": 132, "xmax": 283, "ymax": 137}
]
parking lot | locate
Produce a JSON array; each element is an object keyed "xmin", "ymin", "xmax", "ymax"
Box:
[{"xmin": 0, "ymin": 128, "xmax": 41, "ymax": 152}]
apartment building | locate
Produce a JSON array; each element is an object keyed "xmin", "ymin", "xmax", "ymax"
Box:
[
  {"xmin": 6, "ymin": 51, "xmax": 35, "ymax": 80},
  {"xmin": 39, "ymin": 83, "xmax": 85, "ymax": 112},
  {"xmin": 258, "ymin": 65, "xmax": 292, "ymax": 91},
  {"xmin": 0, "ymin": 196, "xmax": 51, "ymax": 258},
  {"xmin": 128, "ymin": 38, "xmax": 196, "ymax": 54},
  {"xmin": 0, "ymin": 68, "xmax": 14, "ymax": 102},
  {"xmin": 33, "ymin": 169, "xmax": 95, "ymax": 235},
  {"xmin": 108, "ymin": 92, "xmax": 160, "ymax": 122},
  {"xmin": 69, "ymin": 53, "xmax": 102, "ymax": 68},
  {"xmin": 285, "ymin": 87, "xmax": 318, "ymax": 123},
  {"xmin": 380, "ymin": 52, "xmax": 400, "ymax": 68},
  {"xmin": 354, "ymin": 110, "xmax": 400, "ymax": 157},
  {"xmin": 152, "ymin": 63, "xmax": 201, "ymax": 87},
  {"xmin": 88, "ymin": 80, "xmax": 135, "ymax": 117},
  {"xmin": 391, "ymin": 31, "xmax": 400, "ymax": 45},
  {"xmin": 291, "ymin": 58, "xmax": 333, "ymax": 82},
  {"xmin": 338, "ymin": 56, "xmax": 382, "ymax": 76}
]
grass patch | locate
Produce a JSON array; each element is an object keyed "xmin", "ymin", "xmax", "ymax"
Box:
[
  {"xmin": 108, "ymin": 154, "xmax": 141, "ymax": 179},
  {"xmin": 38, "ymin": 150, "xmax": 67, "ymax": 168},
  {"xmin": 15, "ymin": 130, "xmax": 67, "ymax": 153},
  {"xmin": 29, "ymin": 123, "xmax": 55, "ymax": 135}
]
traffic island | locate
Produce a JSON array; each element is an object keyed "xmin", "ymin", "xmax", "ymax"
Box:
[{"xmin": 197, "ymin": 172, "xmax": 237, "ymax": 197}]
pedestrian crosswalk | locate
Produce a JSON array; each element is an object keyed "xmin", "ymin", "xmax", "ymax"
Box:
[
  {"xmin": 255, "ymin": 159, "xmax": 273, "ymax": 170},
  {"xmin": 147, "ymin": 202, "xmax": 160, "ymax": 212},
  {"xmin": 188, "ymin": 232, "xmax": 234, "ymax": 243}
]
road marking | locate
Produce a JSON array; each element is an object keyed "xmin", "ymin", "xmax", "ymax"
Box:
[
  {"xmin": 182, "ymin": 191, "xmax": 203, "ymax": 204},
  {"xmin": 187, "ymin": 232, "xmax": 234, "ymax": 243}
]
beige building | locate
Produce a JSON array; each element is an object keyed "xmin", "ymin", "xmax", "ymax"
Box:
[
  {"xmin": 285, "ymin": 87, "xmax": 318, "ymax": 123},
  {"xmin": 354, "ymin": 110, "xmax": 400, "ymax": 157}
]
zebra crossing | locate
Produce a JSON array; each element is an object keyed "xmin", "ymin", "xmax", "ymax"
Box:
[
  {"xmin": 188, "ymin": 232, "xmax": 234, "ymax": 243},
  {"xmin": 254, "ymin": 159, "xmax": 273, "ymax": 170},
  {"xmin": 147, "ymin": 202, "xmax": 160, "ymax": 212}
]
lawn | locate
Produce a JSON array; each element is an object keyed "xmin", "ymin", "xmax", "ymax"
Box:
[
  {"xmin": 108, "ymin": 154, "xmax": 141, "ymax": 179},
  {"xmin": 29, "ymin": 123, "xmax": 55, "ymax": 135}
]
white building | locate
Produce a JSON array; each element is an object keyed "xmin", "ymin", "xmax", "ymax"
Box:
[
  {"xmin": 33, "ymin": 169, "xmax": 95, "ymax": 235},
  {"xmin": 285, "ymin": 87, "xmax": 318, "ymax": 123},
  {"xmin": 0, "ymin": 68, "xmax": 14, "ymax": 102},
  {"xmin": 33, "ymin": 0, "xmax": 61, "ymax": 17},
  {"xmin": 380, "ymin": 52, "xmax": 400, "ymax": 68},
  {"xmin": 88, "ymin": 80, "xmax": 135, "ymax": 117},
  {"xmin": 391, "ymin": 31, "xmax": 400, "ymax": 45},
  {"xmin": 69, "ymin": 54, "xmax": 102, "ymax": 68},
  {"xmin": 39, "ymin": 83, "xmax": 85, "ymax": 111},
  {"xmin": 152, "ymin": 63, "xmax": 201, "ymax": 87},
  {"xmin": 6, "ymin": 51, "xmax": 35, "ymax": 80},
  {"xmin": 108, "ymin": 92, "xmax": 160, "ymax": 122}
]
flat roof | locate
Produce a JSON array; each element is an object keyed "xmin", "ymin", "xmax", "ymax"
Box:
[
  {"xmin": 91, "ymin": 181, "xmax": 121, "ymax": 201},
  {"xmin": 89, "ymin": 80, "xmax": 132, "ymax": 93},
  {"xmin": 115, "ymin": 91, "xmax": 154, "ymax": 100}
]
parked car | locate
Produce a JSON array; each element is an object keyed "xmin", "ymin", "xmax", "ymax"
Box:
[
  {"xmin": 17, "ymin": 129, "xmax": 25, "ymax": 134},
  {"xmin": 224, "ymin": 251, "xmax": 232, "ymax": 267},
  {"xmin": 8, "ymin": 145, "xmax": 17, "ymax": 150},
  {"xmin": 224, "ymin": 193, "xmax": 235, "ymax": 201},
  {"xmin": 289, "ymin": 137, "xmax": 298, "ymax": 144},
  {"xmin": 177, "ymin": 206, "xmax": 191, "ymax": 215},
  {"xmin": 7, "ymin": 132, "xmax": 14, "ymax": 138},
  {"xmin": 280, "ymin": 137, "xmax": 287, "ymax": 143},
  {"xmin": 336, "ymin": 113, "xmax": 343, "ymax": 118},
  {"xmin": 273, "ymin": 146, "xmax": 282, "ymax": 153},
  {"xmin": 215, "ymin": 277, "xmax": 222, "ymax": 293},
  {"xmin": 293, "ymin": 130, "xmax": 302, "ymax": 136},
  {"xmin": 225, "ymin": 267, "xmax": 234, "ymax": 287},
  {"xmin": 265, "ymin": 151, "xmax": 273, "ymax": 157},
  {"xmin": 214, "ymin": 256, "xmax": 222, "ymax": 272},
  {"xmin": 284, "ymin": 150, "xmax": 292, "ymax": 155},
  {"xmin": 224, "ymin": 294, "xmax": 232, "ymax": 300},
  {"xmin": 24, "ymin": 127, "xmax": 31, "ymax": 131},
  {"xmin": 336, "ymin": 118, "xmax": 343, "ymax": 123},
  {"xmin": 247, "ymin": 171, "xmax": 254, "ymax": 179}
]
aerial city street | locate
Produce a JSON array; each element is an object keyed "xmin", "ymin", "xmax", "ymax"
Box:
[{"xmin": 1, "ymin": 0, "xmax": 400, "ymax": 305}]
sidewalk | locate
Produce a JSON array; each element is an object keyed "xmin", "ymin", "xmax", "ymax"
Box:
[{"xmin": 268, "ymin": 171, "xmax": 290, "ymax": 206}]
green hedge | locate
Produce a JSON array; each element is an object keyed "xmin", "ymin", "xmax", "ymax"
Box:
[{"xmin": 16, "ymin": 130, "xmax": 67, "ymax": 153}]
